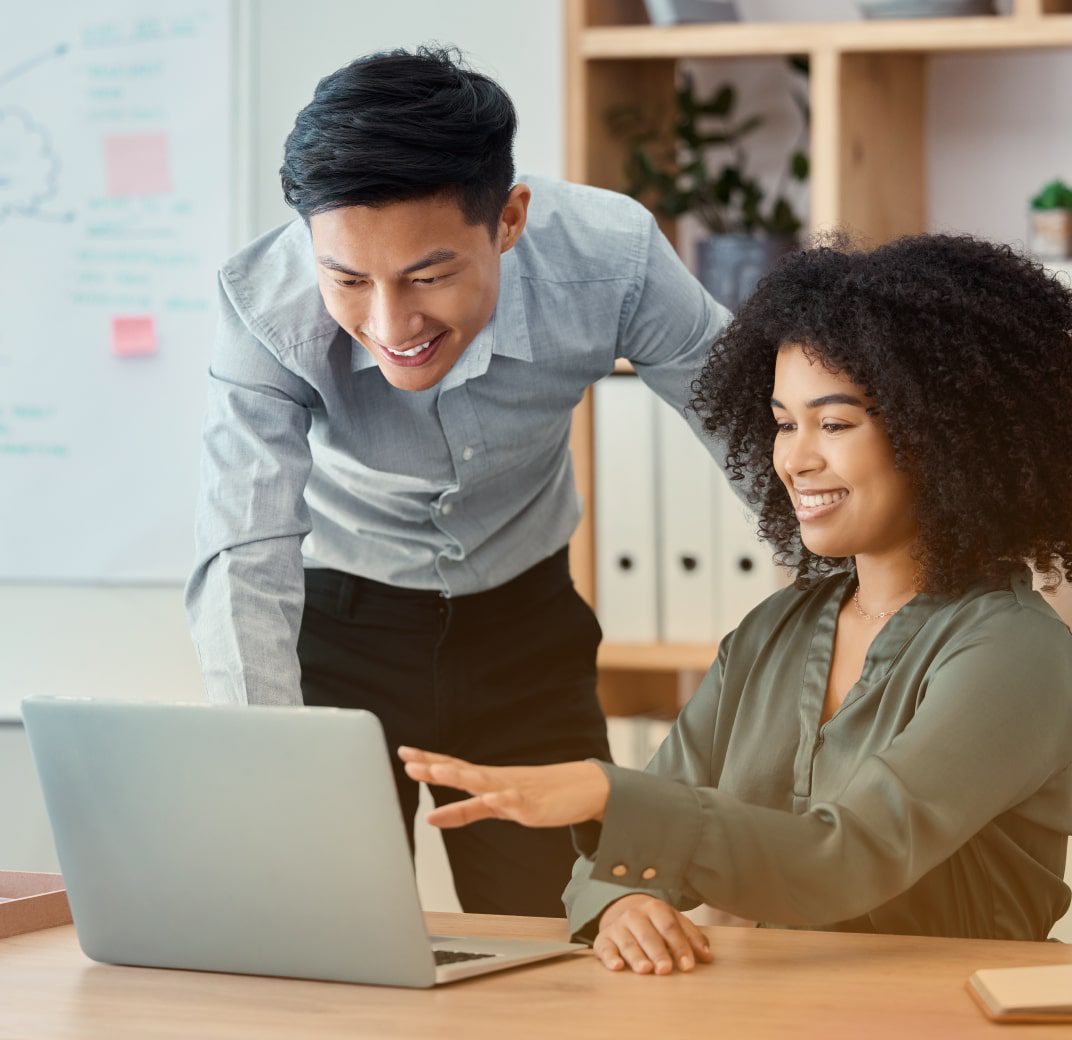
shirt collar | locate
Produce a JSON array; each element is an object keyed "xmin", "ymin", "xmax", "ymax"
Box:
[{"xmin": 350, "ymin": 246, "xmax": 532, "ymax": 381}]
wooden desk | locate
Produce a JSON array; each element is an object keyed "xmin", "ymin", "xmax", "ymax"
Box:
[{"xmin": 3, "ymin": 912, "xmax": 1072, "ymax": 1039}]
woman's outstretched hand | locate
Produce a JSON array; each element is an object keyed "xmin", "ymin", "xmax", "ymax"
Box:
[
  {"xmin": 397, "ymin": 747, "xmax": 610, "ymax": 829},
  {"xmin": 595, "ymin": 895, "xmax": 714, "ymax": 975}
]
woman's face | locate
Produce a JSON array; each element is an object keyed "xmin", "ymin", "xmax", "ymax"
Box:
[{"xmin": 771, "ymin": 343, "xmax": 918, "ymax": 564}]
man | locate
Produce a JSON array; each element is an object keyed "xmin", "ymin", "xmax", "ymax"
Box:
[{"xmin": 185, "ymin": 45, "xmax": 729, "ymax": 917}]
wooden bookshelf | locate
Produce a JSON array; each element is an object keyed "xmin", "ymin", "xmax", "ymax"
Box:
[{"xmin": 564, "ymin": 0, "xmax": 1072, "ymax": 710}]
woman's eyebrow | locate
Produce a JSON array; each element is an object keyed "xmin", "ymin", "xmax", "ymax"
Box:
[{"xmin": 770, "ymin": 393, "xmax": 865, "ymax": 409}]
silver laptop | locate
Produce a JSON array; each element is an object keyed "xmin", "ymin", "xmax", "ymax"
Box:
[{"xmin": 21, "ymin": 696, "xmax": 582, "ymax": 987}]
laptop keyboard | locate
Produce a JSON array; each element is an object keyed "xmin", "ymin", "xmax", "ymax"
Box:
[{"xmin": 434, "ymin": 949, "xmax": 497, "ymax": 966}]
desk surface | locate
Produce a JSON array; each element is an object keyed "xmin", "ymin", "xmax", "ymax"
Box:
[{"xmin": 3, "ymin": 912, "xmax": 1072, "ymax": 1039}]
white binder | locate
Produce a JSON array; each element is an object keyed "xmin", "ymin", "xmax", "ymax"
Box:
[
  {"xmin": 716, "ymin": 479, "xmax": 781, "ymax": 635},
  {"xmin": 594, "ymin": 375, "xmax": 659, "ymax": 642},
  {"xmin": 655, "ymin": 402, "xmax": 720, "ymax": 643}
]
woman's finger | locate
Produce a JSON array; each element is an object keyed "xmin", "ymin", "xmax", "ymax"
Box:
[
  {"xmin": 608, "ymin": 927, "xmax": 654, "ymax": 975},
  {"xmin": 397, "ymin": 746, "xmax": 458, "ymax": 765},
  {"xmin": 402, "ymin": 759, "xmax": 498, "ymax": 796},
  {"xmin": 592, "ymin": 933, "xmax": 625, "ymax": 972},
  {"xmin": 676, "ymin": 914, "xmax": 714, "ymax": 962},
  {"xmin": 622, "ymin": 914, "xmax": 676, "ymax": 975},
  {"xmin": 648, "ymin": 906, "xmax": 704, "ymax": 972},
  {"xmin": 424, "ymin": 795, "xmax": 498, "ymax": 828}
]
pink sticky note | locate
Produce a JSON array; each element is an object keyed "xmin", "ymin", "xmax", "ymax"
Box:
[
  {"xmin": 111, "ymin": 315, "xmax": 157, "ymax": 357},
  {"xmin": 105, "ymin": 133, "xmax": 172, "ymax": 196}
]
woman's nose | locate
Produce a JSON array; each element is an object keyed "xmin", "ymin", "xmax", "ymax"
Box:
[{"xmin": 783, "ymin": 432, "xmax": 822, "ymax": 476}]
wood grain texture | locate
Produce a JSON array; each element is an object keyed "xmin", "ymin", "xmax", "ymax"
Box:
[
  {"xmin": 5, "ymin": 913, "xmax": 1072, "ymax": 1038},
  {"xmin": 580, "ymin": 16, "xmax": 1072, "ymax": 59}
]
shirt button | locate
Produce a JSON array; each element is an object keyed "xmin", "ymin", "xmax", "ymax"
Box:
[
  {"xmin": 611, "ymin": 864, "xmax": 628, "ymax": 878},
  {"xmin": 461, "ymin": 446, "xmax": 474, "ymax": 461},
  {"xmin": 441, "ymin": 503, "xmax": 453, "ymax": 516},
  {"xmin": 641, "ymin": 867, "xmax": 657, "ymax": 881}
]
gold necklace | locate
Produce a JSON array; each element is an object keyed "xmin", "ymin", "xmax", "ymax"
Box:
[{"xmin": 852, "ymin": 584, "xmax": 903, "ymax": 623}]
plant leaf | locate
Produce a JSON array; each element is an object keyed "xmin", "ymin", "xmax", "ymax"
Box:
[
  {"xmin": 727, "ymin": 114, "xmax": 763, "ymax": 141},
  {"xmin": 697, "ymin": 84, "xmax": 735, "ymax": 117}
]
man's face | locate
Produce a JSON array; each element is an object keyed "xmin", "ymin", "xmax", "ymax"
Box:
[{"xmin": 309, "ymin": 186, "xmax": 529, "ymax": 392}]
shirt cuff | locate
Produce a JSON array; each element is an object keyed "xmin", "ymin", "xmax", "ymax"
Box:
[{"xmin": 588, "ymin": 761, "xmax": 704, "ymax": 903}]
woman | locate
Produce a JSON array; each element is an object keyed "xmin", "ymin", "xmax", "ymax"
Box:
[{"xmin": 399, "ymin": 234, "xmax": 1072, "ymax": 974}]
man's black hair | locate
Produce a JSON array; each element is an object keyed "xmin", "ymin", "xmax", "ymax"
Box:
[{"xmin": 280, "ymin": 45, "xmax": 517, "ymax": 235}]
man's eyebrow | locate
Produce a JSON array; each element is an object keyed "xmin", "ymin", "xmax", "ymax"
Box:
[
  {"xmin": 316, "ymin": 249, "xmax": 460, "ymax": 279},
  {"xmin": 400, "ymin": 249, "xmax": 459, "ymax": 276},
  {"xmin": 770, "ymin": 393, "xmax": 866, "ymax": 409}
]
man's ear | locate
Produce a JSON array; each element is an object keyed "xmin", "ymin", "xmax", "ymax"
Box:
[{"xmin": 498, "ymin": 183, "xmax": 531, "ymax": 253}]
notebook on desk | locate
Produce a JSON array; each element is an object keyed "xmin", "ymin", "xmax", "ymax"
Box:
[
  {"xmin": 968, "ymin": 964, "xmax": 1072, "ymax": 1023},
  {"xmin": 21, "ymin": 696, "xmax": 582, "ymax": 988}
]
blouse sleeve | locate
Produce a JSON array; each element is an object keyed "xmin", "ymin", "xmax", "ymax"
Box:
[
  {"xmin": 570, "ymin": 601, "xmax": 1072, "ymax": 933},
  {"xmin": 563, "ymin": 639, "xmax": 729, "ymax": 940}
]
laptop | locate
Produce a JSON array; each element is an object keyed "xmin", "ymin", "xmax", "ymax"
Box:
[{"xmin": 20, "ymin": 696, "xmax": 583, "ymax": 987}]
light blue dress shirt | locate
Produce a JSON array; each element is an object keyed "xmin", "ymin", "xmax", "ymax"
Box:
[{"xmin": 185, "ymin": 176, "xmax": 731, "ymax": 705}]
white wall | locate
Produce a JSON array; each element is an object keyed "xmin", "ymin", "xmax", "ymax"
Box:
[{"xmin": 248, "ymin": 0, "xmax": 564, "ymax": 236}]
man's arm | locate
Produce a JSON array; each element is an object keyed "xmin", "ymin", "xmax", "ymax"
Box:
[
  {"xmin": 184, "ymin": 273, "xmax": 319, "ymax": 706},
  {"xmin": 617, "ymin": 214, "xmax": 733, "ymax": 461}
]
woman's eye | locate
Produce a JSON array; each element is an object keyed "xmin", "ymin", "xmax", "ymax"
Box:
[
  {"xmin": 822, "ymin": 422, "xmax": 850, "ymax": 433},
  {"xmin": 774, "ymin": 421, "xmax": 795, "ymax": 434}
]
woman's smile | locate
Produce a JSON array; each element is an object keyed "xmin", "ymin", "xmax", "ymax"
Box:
[{"xmin": 793, "ymin": 487, "xmax": 849, "ymax": 522}]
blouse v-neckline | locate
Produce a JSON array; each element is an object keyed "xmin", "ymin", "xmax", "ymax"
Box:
[{"xmin": 790, "ymin": 573, "xmax": 944, "ymax": 807}]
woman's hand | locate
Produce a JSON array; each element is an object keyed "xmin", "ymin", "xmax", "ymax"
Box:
[
  {"xmin": 594, "ymin": 895, "xmax": 713, "ymax": 975},
  {"xmin": 398, "ymin": 747, "xmax": 610, "ymax": 828}
]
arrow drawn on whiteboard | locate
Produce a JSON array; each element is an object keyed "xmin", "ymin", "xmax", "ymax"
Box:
[{"xmin": 0, "ymin": 43, "xmax": 69, "ymax": 89}]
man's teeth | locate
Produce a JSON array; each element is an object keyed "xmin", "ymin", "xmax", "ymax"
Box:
[
  {"xmin": 799, "ymin": 490, "xmax": 848, "ymax": 508},
  {"xmin": 386, "ymin": 339, "xmax": 433, "ymax": 357}
]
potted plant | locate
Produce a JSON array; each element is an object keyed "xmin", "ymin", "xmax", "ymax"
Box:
[
  {"xmin": 1029, "ymin": 179, "xmax": 1072, "ymax": 260},
  {"xmin": 608, "ymin": 59, "xmax": 809, "ymax": 311}
]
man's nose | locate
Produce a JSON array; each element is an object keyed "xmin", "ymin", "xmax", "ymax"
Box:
[{"xmin": 367, "ymin": 288, "xmax": 421, "ymax": 347}]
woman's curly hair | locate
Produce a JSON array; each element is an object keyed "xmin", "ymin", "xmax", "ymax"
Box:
[{"xmin": 690, "ymin": 233, "xmax": 1072, "ymax": 594}]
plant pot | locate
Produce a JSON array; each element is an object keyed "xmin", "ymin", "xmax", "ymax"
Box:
[
  {"xmin": 696, "ymin": 234, "xmax": 798, "ymax": 313},
  {"xmin": 857, "ymin": 0, "xmax": 995, "ymax": 17},
  {"xmin": 1029, "ymin": 209, "xmax": 1072, "ymax": 259},
  {"xmin": 643, "ymin": 0, "xmax": 737, "ymax": 25}
]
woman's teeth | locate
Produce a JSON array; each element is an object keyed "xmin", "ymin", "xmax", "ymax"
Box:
[
  {"xmin": 799, "ymin": 490, "xmax": 848, "ymax": 508},
  {"xmin": 387, "ymin": 339, "xmax": 433, "ymax": 357}
]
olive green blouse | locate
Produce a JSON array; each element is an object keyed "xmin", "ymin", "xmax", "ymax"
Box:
[{"xmin": 565, "ymin": 568, "xmax": 1072, "ymax": 942}]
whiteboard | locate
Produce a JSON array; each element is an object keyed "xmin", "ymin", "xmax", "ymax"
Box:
[{"xmin": 0, "ymin": 2, "xmax": 234, "ymax": 582}]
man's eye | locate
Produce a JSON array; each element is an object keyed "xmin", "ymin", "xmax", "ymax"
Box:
[
  {"xmin": 334, "ymin": 278, "xmax": 360, "ymax": 287},
  {"xmin": 413, "ymin": 276, "xmax": 441, "ymax": 286}
]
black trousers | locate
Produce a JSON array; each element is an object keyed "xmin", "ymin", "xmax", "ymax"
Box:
[{"xmin": 296, "ymin": 548, "xmax": 610, "ymax": 918}]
